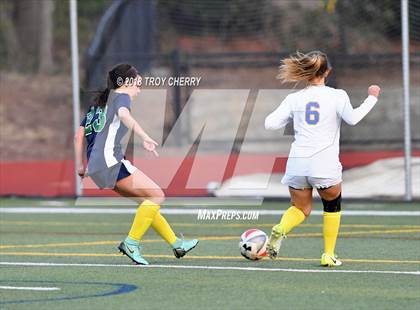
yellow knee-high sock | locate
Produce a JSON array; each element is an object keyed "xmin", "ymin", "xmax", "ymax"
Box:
[
  {"xmin": 323, "ymin": 211, "xmax": 341, "ymax": 256},
  {"xmin": 128, "ymin": 200, "xmax": 160, "ymax": 241},
  {"xmin": 151, "ymin": 212, "xmax": 177, "ymax": 245},
  {"xmin": 278, "ymin": 206, "xmax": 306, "ymax": 234}
]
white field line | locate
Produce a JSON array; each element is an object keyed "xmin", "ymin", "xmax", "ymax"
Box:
[
  {"xmin": 0, "ymin": 207, "xmax": 419, "ymax": 216},
  {"xmin": 75, "ymin": 197, "xmax": 264, "ymax": 206},
  {"xmin": 0, "ymin": 285, "xmax": 60, "ymax": 291},
  {"xmin": 0, "ymin": 262, "xmax": 419, "ymax": 276}
]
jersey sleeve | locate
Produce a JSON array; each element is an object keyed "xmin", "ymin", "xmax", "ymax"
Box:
[
  {"xmin": 80, "ymin": 106, "xmax": 94, "ymax": 127},
  {"xmin": 264, "ymin": 95, "xmax": 293, "ymax": 130},
  {"xmin": 337, "ymin": 90, "xmax": 377, "ymax": 126},
  {"xmin": 114, "ymin": 94, "xmax": 131, "ymax": 112},
  {"xmin": 80, "ymin": 115, "xmax": 87, "ymax": 127}
]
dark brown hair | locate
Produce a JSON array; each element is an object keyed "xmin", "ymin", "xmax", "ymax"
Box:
[{"xmin": 95, "ymin": 63, "xmax": 138, "ymax": 107}]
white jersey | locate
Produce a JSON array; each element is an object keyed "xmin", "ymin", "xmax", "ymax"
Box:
[{"xmin": 265, "ymin": 85, "xmax": 377, "ymax": 178}]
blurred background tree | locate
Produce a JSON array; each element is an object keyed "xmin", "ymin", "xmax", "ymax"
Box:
[
  {"xmin": 0, "ymin": 0, "xmax": 110, "ymax": 73},
  {"xmin": 0, "ymin": 0, "xmax": 417, "ymax": 73}
]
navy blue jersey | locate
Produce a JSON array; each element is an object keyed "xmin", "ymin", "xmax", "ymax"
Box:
[
  {"xmin": 80, "ymin": 92, "xmax": 131, "ymax": 175},
  {"xmin": 80, "ymin": 106, "xmax": 104, "ymax": 160}
]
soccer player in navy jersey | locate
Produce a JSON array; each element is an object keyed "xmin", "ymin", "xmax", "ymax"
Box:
[{"xmin": 74, "ymin": 64, "xmax": 198, "ymax": 265}]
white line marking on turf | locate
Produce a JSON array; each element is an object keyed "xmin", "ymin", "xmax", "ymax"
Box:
[
  {"xmin": 75, "ymin": 197, "xmax": 264, "ymax": 206},
  {"xmin": 43, "ymin": 201, "xmax": 69, "ymax": 207},
  {"xmin": 0, "ymin": 207, "xmax": 419, "ymax": 216},
  {"xmin": 0, "ymin": 285, "xmax": 60, "ymax": 291},
  {"xmin": 0, "ymin": 262, "xmax": 418, "ymax": 276}
]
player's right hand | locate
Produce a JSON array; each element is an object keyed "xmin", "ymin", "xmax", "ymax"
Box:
[
  {"xmin": 143, "ymin": 136, "xmax": 159, "ymax": 157},
  {"xmin": 368, "ymin": 85, "xmax": 381, "ymax": 98}
]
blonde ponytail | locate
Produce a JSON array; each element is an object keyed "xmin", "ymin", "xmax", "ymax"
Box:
[{"xmin": 277, "ymin": 51, "xmax": 330, "ymax": 84}]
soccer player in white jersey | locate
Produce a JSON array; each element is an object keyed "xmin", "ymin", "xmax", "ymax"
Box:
[{"xmin": 264, "ymin": 51, "xmax": 380, "ymax": 266}]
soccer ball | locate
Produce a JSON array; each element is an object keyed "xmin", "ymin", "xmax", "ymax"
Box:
[{"xmin": 239, "ymin": 229, "xmax": 268, "ymax": 260}]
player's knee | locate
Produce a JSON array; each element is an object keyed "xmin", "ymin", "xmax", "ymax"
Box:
[
  {"xmin": 322, "ymin": 193, "xmax": 341, "ymax": 213},
  {"xmin": 150, "ymin": 189, "xmax": 165, "ymax": 205}
]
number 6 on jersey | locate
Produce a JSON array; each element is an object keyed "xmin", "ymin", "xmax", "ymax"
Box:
[{"xmin": 305, "ymin": 101, "xmax": 320, "ymax": 125}]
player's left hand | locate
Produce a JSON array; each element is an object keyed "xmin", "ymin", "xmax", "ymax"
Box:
[
  {"xmin": 143, "ymin": 137, "xmax": 159, "ymax": 157},
  {"xmin": 368, "ymin": 85, "xmax": 381, "ymax": 98},
  {"xmin": 77, "ymin": 165, "xmax": 86, "ymax": 178}
]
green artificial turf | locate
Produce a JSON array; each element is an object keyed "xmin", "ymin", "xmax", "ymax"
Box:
[{"xmin": 0, "ymin": 198, "xmax": 419, "ymax": 309}]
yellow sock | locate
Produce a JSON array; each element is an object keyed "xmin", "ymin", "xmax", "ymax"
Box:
[
  {"xmin": 323, "ymin": 211, "xmax": 341, "ymax": 256},
  {"xmin": 128, "ymin": 200, "xmax": 160, "ymax": 241},
  {"xmin": 278, "ymin": 206, "xmax": 306, "ymax": 234},
  {"xmin": 151, "ymin": 212, "xmax": 177, "ymax": 244}
]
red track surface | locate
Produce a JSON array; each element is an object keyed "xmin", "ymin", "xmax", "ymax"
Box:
[{"xmin": 1, "ymin": 150, "xmax": 419, "ymax": 197}]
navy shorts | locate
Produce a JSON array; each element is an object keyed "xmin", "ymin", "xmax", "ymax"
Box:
[{"xmin": 117, "ymin": 162, "xmax": 131, "ymax": 182}]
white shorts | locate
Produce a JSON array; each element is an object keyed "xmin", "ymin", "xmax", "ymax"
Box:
[{"xmin": 281, "ymin": 174, "xmax": 342, "ymax": 190}]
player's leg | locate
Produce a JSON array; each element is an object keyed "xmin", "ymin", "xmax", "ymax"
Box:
[
  {"xmin": 113, "ymin": 170, "xmax": 162, "ymax": 264},
  {"xmin": 316, "ymin": 182, "xmax": 342, "ymax": 267},
  {"xmin": 289, "ymin": 186, "xmax": 314, "ymax": 217},
  {"xmin": 267, "ymin": 176, "xmax": 312, "ymax": 258},
  {"xmin": 114, "ymin": 169, "xmax": 198, "ymax": 261}
]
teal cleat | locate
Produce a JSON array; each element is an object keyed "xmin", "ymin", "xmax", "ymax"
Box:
[
  {"xmin": 118, "ymin": 237, "xmax": 149, "ymax": 265},
  {"xmin": 171, "ymin": 234, "xmax": 199, "ymax": 259}
]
